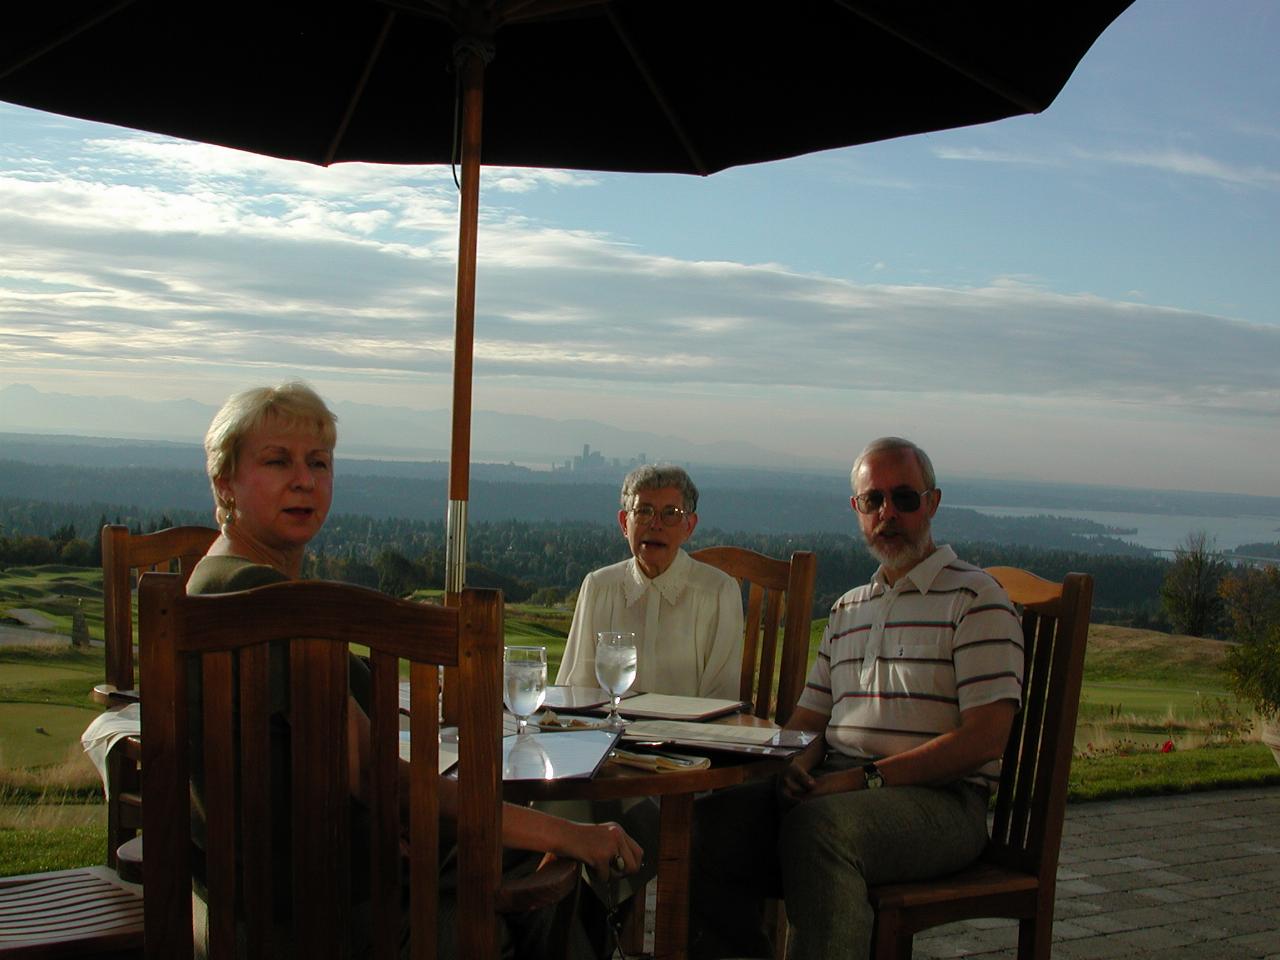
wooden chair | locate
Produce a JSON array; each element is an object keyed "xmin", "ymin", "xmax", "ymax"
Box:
[
  {"xmin": 137, "ymin": 574, "xmax": 576, "ymax": 960},
  {"xmin": 690, "ymin": 546, "xmax": 817, "ymax": 725},
  {"xmin": 867, "ymin": 568, "xmax": 1095, "ymax": 960},
  {"xmin": 612, "ymin": 546, "xmax": 817, "ymax": 954},
  {"xmin": 0, "ymin": 866, "xmax": 143, "ymax": 958},
  {"xmin": 98, "ymin": 524, "xmax": 218, "ymax": 870}
]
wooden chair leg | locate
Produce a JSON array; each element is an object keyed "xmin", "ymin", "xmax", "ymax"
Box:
[
  {"xmin": 1017, "ymin": 914, "xmax": 1052, "ymax": 960},
  {"xmin": 618, "ymin": 879, "xmax": 647, "ymax": 954},
  {"xmin": 872, "ymin": 909, "xmax": 913, "ymax": 960},
  {"xmin": 770, "ymin": 898, "xmax": 789, "ymax": 960}
]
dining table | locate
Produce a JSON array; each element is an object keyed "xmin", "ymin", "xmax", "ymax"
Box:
[{"xmin": 486, "ymin": 688, "xmax": 796, "ymax": 960}]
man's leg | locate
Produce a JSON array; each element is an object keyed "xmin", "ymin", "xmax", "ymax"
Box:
[
  {"xmin": 779, "ymin": 782, "xmax": 988, "ymax": 960},
  {"xmin": 689, "ymin": 777, "xmax": 786, "ymax": 960}
]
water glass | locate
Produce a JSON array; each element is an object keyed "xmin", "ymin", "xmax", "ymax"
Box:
[
  {"xmin": 594, "ymin": 631, "xmax": 637, "ymax": 728},
  {"xmin": 503, "ymin": 645, "xmax": 547, "ymax": 735}
]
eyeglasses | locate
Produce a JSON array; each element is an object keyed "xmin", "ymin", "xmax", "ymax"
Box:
[
  {"xmin": 852, "ymin": 487, "xmax": 936, "ymax": 515},
  {"xmin": 630, "ymin": 504, "xmax": 690, "ymax": 527}
]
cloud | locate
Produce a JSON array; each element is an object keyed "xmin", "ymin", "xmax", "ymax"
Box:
[
  {"xmin": 2, "ymin": 122, "xmax": 1279, "ymax": 438},
  {"xmin": 1089, "ymin": 147, "xmax": 1280, "ymax": 189},
  {"xmin": 931, "ymin": 145, "xmax": 1058, "ymax": 167},
  {"xmin": 935, "ymin": 139, "xmax": 1280, "ymax": 191}
]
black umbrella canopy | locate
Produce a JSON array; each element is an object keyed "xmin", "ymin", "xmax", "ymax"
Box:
[
  {"xmin": 2, "ymin": 0, "xmax": 1133, "ymax": 595},
  {"xmin": 3, "ymin": 0, "xmax": 1132, "ymax": 174}
]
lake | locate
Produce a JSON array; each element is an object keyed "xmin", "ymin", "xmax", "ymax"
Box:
[{"xmin": 952, "ymin": 505, "xmax": 1280, "ymax": 556}]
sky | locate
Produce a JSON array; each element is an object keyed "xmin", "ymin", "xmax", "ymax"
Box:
[{"xmin": 1, "ymin": 1, "xmax": 1278, "ymax": 496}]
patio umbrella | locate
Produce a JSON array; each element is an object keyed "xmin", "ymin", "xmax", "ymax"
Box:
[{"xmin": 0, "ymin": 0, "xmax": 1134, "ymax": 592}]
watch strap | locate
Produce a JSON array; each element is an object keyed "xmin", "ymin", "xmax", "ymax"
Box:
[{"xmin": 862, "ymin": 760, "xmax": 885, "ymax": 789}]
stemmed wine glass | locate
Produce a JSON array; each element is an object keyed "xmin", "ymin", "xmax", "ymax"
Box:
[
  {"xmin": 594, "ymin": 631, "xmax": 637, "ymax": 729},
  {"xmin": 503, "ymin": 645, "xmax": 547, "ymax": 735}
]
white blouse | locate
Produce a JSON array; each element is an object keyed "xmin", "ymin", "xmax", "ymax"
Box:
[{"xmin": 556, "ymin": 549, "xmax": 744, "ymax": 700}]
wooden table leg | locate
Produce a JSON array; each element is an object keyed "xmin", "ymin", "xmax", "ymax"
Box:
[{"xmin": 653, "ymin": 791, "xmax": 694, "ymax": 960}]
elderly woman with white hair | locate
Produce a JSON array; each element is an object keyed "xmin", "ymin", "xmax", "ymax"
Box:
[{"xmin": 557, "ymin": 463, "xmax": 744, "ymax": 700}]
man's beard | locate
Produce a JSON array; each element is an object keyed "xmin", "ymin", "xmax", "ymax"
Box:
[{"xmin": 863, "ymin": 518, "xmax": 933, "ymax": 572}]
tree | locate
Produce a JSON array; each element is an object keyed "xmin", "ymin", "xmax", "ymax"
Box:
[
  {"xmin": 374, "ymin": 548, "xmax": 423, "ymax": 598},
  {"xmin": 1159, "ymin": 531, "xmax": 1228, "ymax": 637},
  {"xmin": 1220, "ymin": 565, "xmax": 1280, "ymax": 643},
  {"xmin": 71, "ymin": 601, "xmax": 90, "ymax": 648},
  {"xmin": 60, "ymin": 538, "xmax": 96, "ymax": 567},
  {"xmin": 1221, "ymin": 565, "xmax": 1280, "ymax": 720}
]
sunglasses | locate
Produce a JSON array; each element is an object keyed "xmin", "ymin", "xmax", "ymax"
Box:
[{"xmin": 852, "ymin": 487, "xmax": 936, "ymax": 515}]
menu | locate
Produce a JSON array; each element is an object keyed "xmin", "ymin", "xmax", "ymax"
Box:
[
  {"xmin": 622, "ymin": 720, "xmax": 817, "ymax": 758},
  {"xmin": 501, "ymin": 729, "xmax": 620, "ymax": 781},
  {"xmin": 614, "ymin": 693, "xmax": 748, "ymax": 722},
  {"xmin": 398, "ymin": 728, "xmax": 619, "ymax": 779},
  {"xmin": 398, "ymin": 730, "xmax": 459, "ymax": 774}
]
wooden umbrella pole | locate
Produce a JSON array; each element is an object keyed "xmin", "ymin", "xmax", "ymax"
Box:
[{"xmin": 445, "ymin": 44, "xmax": 486, "ymax": 603}]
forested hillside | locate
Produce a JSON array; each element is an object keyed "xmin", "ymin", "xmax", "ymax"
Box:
[
  {"xmin": 2, "ymin": 495, "xmax": 1172, "ymax": 625},
  {"xmin": 1, "ymin": 457, "xmax": 1154, "ymax": 553}
]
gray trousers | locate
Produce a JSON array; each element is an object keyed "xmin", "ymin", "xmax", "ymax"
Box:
[{"xmin": 691, "ymin": 754, "xmax": 989, "ymax": 960}]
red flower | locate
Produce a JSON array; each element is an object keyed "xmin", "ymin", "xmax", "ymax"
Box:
[{"xmin": 1161, "ymin": 740, "xmax": 1174, "ymax": 753}]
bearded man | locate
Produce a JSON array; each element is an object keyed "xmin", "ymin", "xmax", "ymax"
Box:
[{"xmin": 691, "ymin": 437, "xmax": 1025, "ymax": 960}]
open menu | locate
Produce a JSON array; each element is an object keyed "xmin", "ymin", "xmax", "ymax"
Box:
[
  {"xmin": 622, "ymin": 720, "xmax": 817, "ymax": 758},
  {"xmin": 612, "ymin": 693, "xmax": 748, "ymax": 722}
]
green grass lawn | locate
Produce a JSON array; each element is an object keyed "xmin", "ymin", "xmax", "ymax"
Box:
[
  {"xmin": 0, "ymin": 703, "xmax": 99, "ymax": 767},
  {"xmin": 1069, "ymin": 742, "xmax": 1280, "ymax": 801}
]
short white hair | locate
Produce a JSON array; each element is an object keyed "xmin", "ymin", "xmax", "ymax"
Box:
[{"xmin": 850, "ymin": 437, "xmax": 936, "ymax": 492}]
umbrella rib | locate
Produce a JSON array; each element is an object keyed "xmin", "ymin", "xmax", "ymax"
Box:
[
  {"xmin": 0, "ymin": 0, "xmax": 139, "ymax": 82},
  {"xmin": 501, "ymin": 0, "xmax": 610, "ymax": 23},
  {"xmin": 835, "ymin": 0, "xmax": 1045, "ymax": 113},
  {"xmin": 605, "ymin": 5, "xmax": 710, "ymax": 176},
  {"xmin": 322, "ymin": 8, "xmax": 398, "ymax": 166}
]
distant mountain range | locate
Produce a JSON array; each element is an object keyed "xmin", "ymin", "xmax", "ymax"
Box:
[{"xmin": 0, "ymin": 382, "xmax": 814, "ymax": 471}]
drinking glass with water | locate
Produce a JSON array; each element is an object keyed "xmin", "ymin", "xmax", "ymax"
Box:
[
  {"xmin": 594, "ymin": 631, "xmax": 637, "ymax": 729},
  {"xmin": 503, "ymin": 645, "xmax": 547, "ymax": 735}
]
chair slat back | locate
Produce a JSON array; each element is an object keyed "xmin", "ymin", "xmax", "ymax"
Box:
[
  {"xmin": 690, "ymin": 547, "xmax": 817, "ymax": 724},
  {"xmin": 139, "ymin": 574, "xmax": 504, "ymax": 960},
  {"xmin": 101, "ymin": 523, "xmax": 218, "ymax": 692},
  {"xmin": 983, "ymin": 568, "xmax": 1093, "ymax": 880}
]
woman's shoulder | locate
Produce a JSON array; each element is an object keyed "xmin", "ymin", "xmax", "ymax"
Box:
[
  {"xmin": 188, "ymin": 555, "xmax": 287, "ymax": 595},
  {"xmin": 686, "ymin": 553, "xmax": 738, "ymax": 593},
  {"xmin": 582, "ymin": 557, "xmax": 633, "ymax": 589}
]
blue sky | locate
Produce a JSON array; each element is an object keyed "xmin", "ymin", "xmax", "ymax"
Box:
[{"xmin": 1, "ymin": 1, "xmax": 1278, "ymax": 496}]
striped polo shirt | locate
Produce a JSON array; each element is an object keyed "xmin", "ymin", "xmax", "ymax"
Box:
[{"xmin": 796, "ymin": 545, "xmax": 1024, "ymax": 789}]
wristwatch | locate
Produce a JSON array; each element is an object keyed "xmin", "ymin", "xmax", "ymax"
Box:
[{"xmin": 862, "ymin": 761, "xmax": 885, "ymax": 790}]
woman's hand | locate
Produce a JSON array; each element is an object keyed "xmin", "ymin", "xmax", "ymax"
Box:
[{"xmin": 560, "ymin": 820, "xmax": 643, "ymax": 880}]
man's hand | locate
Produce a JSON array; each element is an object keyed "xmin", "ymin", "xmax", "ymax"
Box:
[
  {"xmin": 803, "ymin": 767, "xmax": 863, "ymax": 800},
  {"xmin": 778, "ymin": 705, "xmax": 830, "ymax": 806},
  {"xmin": 778, "ymin": 759, "xmax": 817, "ymax": 804}
]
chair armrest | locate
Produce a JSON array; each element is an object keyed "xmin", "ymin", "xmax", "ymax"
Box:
[
  {"xmin": 116, "ymin": 836, "xmax": 144, "ymax": 884},
  {"xmin": 93, "ymin": 683, "xmax": 141, "ymax": 706},
  {"xmin": 495, "ymin": 854, "xmax": 580, "ymax": 914}
]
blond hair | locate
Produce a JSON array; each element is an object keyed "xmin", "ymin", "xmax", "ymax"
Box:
[{"xmin": 204, "ymin": 381, "xmax": 337, "ymax": 523}]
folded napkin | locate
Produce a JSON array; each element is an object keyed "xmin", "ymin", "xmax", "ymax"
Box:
[
  {"xmin": 81, "ymin": 703, "xmax": 141, "ymax": 798},
  {"xmin": 607, "ymin": 748, "xmax": 710, "ymax": 773}
]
